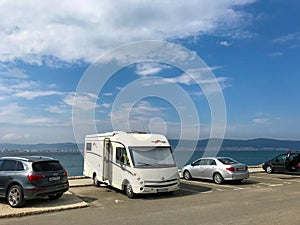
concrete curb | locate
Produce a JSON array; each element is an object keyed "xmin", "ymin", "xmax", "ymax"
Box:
[
  {"xmin": 68, "ymin": 165, "xmax": 265, "ymax": 187},
  {"xmin": 0, "ymin": 191, "xmax": 90, "ymax": 219}
]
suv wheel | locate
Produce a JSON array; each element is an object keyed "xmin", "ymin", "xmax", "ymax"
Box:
[
  {"xmin": 7, "ymin": 185, "xmax": 25, "ymax": 208},
  {"xmin": 48, "ymin": 192, "xmax": 63, "ymax": 200}
]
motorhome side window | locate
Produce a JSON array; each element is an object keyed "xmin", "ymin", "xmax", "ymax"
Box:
[
  {"xmin": 116, "ymin": 147, "xmax": 129, "ymax": 165},
  {"xmin": 86, "ymin": 143, "xmax": 92, "ymax": 151}
]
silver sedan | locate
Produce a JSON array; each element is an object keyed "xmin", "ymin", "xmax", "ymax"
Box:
[{"xmin": 182, "ymin": 157, "xmax": 249, "ymax": 184}]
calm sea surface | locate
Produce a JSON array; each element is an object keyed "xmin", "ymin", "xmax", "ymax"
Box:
[{"xmin": 0, "ymin": 149, "xmax": 287, "ymax": 176}]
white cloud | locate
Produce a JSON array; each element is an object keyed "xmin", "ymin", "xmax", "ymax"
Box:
[
  {"xmin": 0, "ymin": 103, "xmax": 24, "ymax": 120},
  {"xmin": 1, "ymin": 133, "xmax": 23, "ymax": 142},
  {"xmin": 0, "ymin": 0, "xmax": 256, "ymax": 65},
  {"xmin": 65, "ymin": 93, "xmax": 99, "ymax": 110},
  {"xmin": 138, "ymin": 66, "xmax": 230, "ymax": 94},
  {"xmin": 110, "ymin": 100, "xmax": 168, "ymax": 130},
  {"xmin": 220, "ymin": 41, "xmax": 231, "ymax": 46},
  {"xmin": 102, "ymin": 103, "xmax": 111, "ymax": 109},
  {"xmin": 45, "ymin": 105, "xmax": 67, "ymax": 114},
  {"xmin": 14, "ymin": 90, "xmax": 61, "ymax": 99},
  {"xmin": 273, "ymin": 32, "xmax": 300, "ymax": 43},
  {"xmin": 0, "ymin": 65, "xmax": 29, "ymax": 78},
  {"xmin": 268, "ymin": 52, "xmax": 283, "ymax": 57},
  {"xmin": 252, "ymin": 117, "xmax": 270, "ymax": 125},
  {"xmin": 167, "ymin": 67, "xmax": 226, "ymax": 85},
  {"xmin": 0, "ymin": 102, "xmax": 68, "ymax": 127},
  {"xmin": 135, "ymin": 63, "xmax": 171, "ymax": 76},
  {"xmin": 24, "ymin": 117, "xmax": 58, "ymax": 125},
  {"xmin": 103, "ymin": 93, "xmax": 113, "ymax": 96}
]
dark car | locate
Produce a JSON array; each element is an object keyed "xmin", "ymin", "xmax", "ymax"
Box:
[
  {"xmin": 0, "ymin": 156, "xmax": 69, "ymax": 207},
  {"xmin": 262, "ymin": 152, "xmax": 300, "ymax": 174}
]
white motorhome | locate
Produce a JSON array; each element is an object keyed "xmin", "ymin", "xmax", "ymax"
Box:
[{"xmin": 83, "ymin": 131, "xmax": 179, "ymax": 198}]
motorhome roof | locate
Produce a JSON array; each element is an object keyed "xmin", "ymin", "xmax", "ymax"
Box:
[
  {"xmin": 86, "ymin": 131, "xmax": 146, "ymax": 138},
  {"xmin": 85, "ymin": 131, "xmax": 170, "ymax": 147}
]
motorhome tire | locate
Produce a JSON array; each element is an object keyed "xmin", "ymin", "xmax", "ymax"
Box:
[
  {"xmin": 93, "ymin": 175, "xmax": 100, "ymax": 187},
  {"xmin": 125, "ymin": 183, "xmax": 134, "ymax": 198}
]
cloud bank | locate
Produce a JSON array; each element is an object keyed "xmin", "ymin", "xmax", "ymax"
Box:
[{"xmin": 0, "ymin": 0, "xmax": 255, "ymax": 66}]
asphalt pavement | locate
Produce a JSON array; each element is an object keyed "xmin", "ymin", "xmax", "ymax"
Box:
[
  {"xmin": 1, "ymin": 171, "xmax": 300, "ymax": 225},
  {"xmin": 0, "ymin": 166, "xmax": 265, "ymax": 219}
]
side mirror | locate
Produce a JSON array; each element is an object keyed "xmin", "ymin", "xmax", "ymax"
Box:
[{"xmin": 191, "ymin": 162, "xmax": 195, "ymax": 167}]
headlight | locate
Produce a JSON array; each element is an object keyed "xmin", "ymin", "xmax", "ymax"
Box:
[{"xmin": 136, "ymin": 176, "xmax": 144, "ymax": 186}]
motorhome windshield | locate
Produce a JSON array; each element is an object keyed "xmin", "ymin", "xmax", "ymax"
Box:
[{"xmin": 129, "ymin": 147, "xmax": 176, "ymax": 168}]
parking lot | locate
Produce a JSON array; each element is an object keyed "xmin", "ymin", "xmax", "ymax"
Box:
[
  {"xmin": 180, "ymin": 172, "xmax": 300, "ymax": 194},
  {"xmin": 1, "ymin": 172, "xmax": 300, "ymax": 225}
]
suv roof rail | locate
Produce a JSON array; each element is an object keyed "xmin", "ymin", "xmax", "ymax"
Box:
[
  {"xmin": 0, "ymin": 156, "xmax": 54, "ymax": 162},
  {"xmin": 28, "ymin": 156, "xmax": 54, "ymax": 160},
  {"xmin": 0, "ymin": 156, "xmax": 31, "ymax": 161}
]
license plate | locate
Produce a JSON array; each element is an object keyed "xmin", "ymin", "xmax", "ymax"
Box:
[
  {"xmin": 49, "ymin": 176, "xmax": 60, "ymax": 181},
  {"xmin": 237, "ymin": 168, "xmax": 245, "ymax": 171},
  {"xmin": 157, "ymin": 188, "xmax": 168, "ymax": 193}
]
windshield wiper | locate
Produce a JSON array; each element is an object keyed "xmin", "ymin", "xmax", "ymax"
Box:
[
  {"xmin": 153, "ymin": 163, "xmax": 174, "ymax": 167},
  {"xmin": 136, "ymin": 162, "xmax": 153, "ymax": 166}
]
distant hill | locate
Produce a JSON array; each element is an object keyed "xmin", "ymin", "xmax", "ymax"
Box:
[
  {"xmin": 169, "ymin": 138, "xmax": 300, "ymax": 151},
  {"xmin": 0, "ymin": 143, "xmax": 80, "ymax": 151},
  {"xmin": 1, "ymin": 138, "xmax": 300, "ymax": 151},
  {"xmin": 220, "ymin": 138, "xmax": 300, "ymax": 150}
]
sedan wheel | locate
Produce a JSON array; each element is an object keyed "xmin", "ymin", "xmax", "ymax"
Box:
[
  {"xmin": 265, "ymin": 165, "xmax": 273, "ymax": 174},
  {"xmin": 213, "ymin": 173, "xmax": 224, "ymax": 184},
  {"xmin": 7, "ymin": 185, "xmax": 25, "ymax": 208},
  {"xmin": 183, "ymin": 170, "xmax": 192, "ymax": 180}
]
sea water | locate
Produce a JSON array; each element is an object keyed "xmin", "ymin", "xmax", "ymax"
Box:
[{"xmin": 0, "ymin": 149, "xmax": 287, "ymax": 176}]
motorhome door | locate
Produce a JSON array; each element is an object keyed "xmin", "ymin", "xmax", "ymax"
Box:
[{"xmin": 103, "ymin": 138, "xmax": 112, "ymax": 181}]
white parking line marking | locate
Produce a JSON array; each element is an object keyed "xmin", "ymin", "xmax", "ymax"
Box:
[
  {"xmin": 233, "ymin": 187, "xmax": 250, "ymax": 191},
  {"xmin": 283, "ymin": 182, "xmax": 291, "ymax": 184},
  {"xmin": 181, "ymin": 180, "xmax": 249, "ymax": 189},
  {"xmin": 181, "ymin": 180, "xmax": 219, "ymax": 187},
  {"xmin": 202, "ymin": 191, "xmax": 214, "ymax": 194},
  {"xmin": 217, "ymin": 189, "xmax": 225, "ymax": 192},
  {"xmin": 251, "ymin": 175, "xmax": 300, "ymax": 184},
  {"xmin": 269, "ymin": 184, "xmax": 283, "ymax": 187},
  {"xmin": 258, "ymin": 182, "xmax": 278, "ymax": 186},
  {"xmin": 251, "ymin": 175, "xmax": 284, "ymax": 181}
]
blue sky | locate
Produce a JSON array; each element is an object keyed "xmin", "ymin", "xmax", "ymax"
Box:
[{"xmin": 0, "ymin": 0, "xmax": 299, "ymax": 144}]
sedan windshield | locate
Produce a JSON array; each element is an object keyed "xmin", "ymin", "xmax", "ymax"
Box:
[{"xmin": 129, "ymin": 147, "xmax": 176, "ymax": 168}]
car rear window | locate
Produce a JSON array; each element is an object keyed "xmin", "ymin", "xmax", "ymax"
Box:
[
  {"xmin": 32, "ymin": 161, "xmax": 63, "ymax": 172},
  {"xmin": 218, "ymin": 158, "xmax": 238, "ymax": 165}
]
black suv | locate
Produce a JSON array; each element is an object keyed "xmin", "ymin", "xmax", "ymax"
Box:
[
  {"xmin": 0, "ymin": 156, "xmax": 69, "ymax": 207},
  {"xmin": 262, "ymin": 152, "xmax": 300, "ymax": 174}
]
